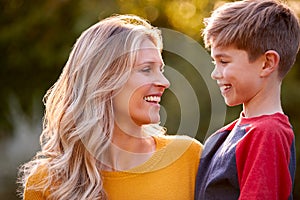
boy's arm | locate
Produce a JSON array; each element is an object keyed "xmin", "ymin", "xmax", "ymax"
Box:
[{"xmin": 235, "ymin": 127, "xmax": 295, "ymax": 200}]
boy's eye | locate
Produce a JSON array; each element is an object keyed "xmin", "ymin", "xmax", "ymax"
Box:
[
  {"xmin": 212, "ymin": 60, "xmax": 229, "ymax": 65},
  {"xmin": 220, "ymin": 60, "xmax": 228, "ymax": 64}
]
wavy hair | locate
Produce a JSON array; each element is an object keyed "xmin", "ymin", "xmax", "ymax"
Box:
[{"xmin": 18, "ymin": 14, "xmax": 163, "ymax": 199}]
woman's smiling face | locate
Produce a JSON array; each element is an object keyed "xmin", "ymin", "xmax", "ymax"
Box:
[{"xmin": 113, "ymin": 39, "xmax": 170, "ymax": 127}]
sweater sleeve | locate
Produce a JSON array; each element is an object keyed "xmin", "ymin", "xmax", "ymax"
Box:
[{"xmin": 235, "ymin": 124, "xmax": 294, "ymax": 200}]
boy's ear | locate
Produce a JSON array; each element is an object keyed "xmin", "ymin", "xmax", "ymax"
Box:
[{"xmin": 260, "ymin": 50, "xmax": 280, "ymax": 77}]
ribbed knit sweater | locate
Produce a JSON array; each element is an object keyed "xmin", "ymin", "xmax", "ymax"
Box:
[{"xmin": 24, "ymin": 135, "xmax": 202, "ymax": 200}]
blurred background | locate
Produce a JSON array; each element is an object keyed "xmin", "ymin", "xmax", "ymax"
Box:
[{"xmin": 1, "ymin": 0, "xmax": 300, "ymax": 199}]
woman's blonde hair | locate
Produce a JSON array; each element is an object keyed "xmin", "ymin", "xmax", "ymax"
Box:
[{"xmin": 18, "ymin": 14, "xmax": 163, "ymax": 199}]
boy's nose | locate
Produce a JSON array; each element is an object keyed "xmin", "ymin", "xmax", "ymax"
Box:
[{"xmin": 211, "ymin": 66, "xmax": 222, "ymax": 80}]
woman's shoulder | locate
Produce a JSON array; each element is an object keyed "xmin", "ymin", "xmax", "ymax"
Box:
[
  {"xmin": 151, "ymin": 135, "xmax": 202, "ymax": 168},
  {"xmin": 27, "ymin": 164, "xmax": 49, "ymax": 185},
  {"xmin": 154, "ymin": 134, "xmax": 203, "ymax": 153},
  {"xmin": 24, "ymin": 163, "xmax": 50, "ymax": 200},
  {"xmin": 156, "ymin": 134, "xmax": 202, "ymax": 145}
]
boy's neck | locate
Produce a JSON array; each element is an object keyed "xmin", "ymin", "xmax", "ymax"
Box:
[{"xmin": 242, "ymin": 81, "xmax": 283, "ymax": 118}]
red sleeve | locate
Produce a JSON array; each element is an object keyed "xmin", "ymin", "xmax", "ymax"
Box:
[{"xmin": 235, "ymin": 124, "xmax": 294, "ymax": 200}]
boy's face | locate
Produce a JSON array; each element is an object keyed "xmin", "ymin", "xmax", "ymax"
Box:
[{"xmin": 210, "ymin": 45, "xmax": 265, "ymax": 106}]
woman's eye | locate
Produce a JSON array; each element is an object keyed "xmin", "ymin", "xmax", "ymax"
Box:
[{"xmin": 140, "ymin": 66, "xmax": 151, "ymax": 72}]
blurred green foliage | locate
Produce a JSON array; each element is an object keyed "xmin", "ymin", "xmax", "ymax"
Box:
[{"xmin": 1, "ymin": 0, "xmax": 300, "ymax": 199}]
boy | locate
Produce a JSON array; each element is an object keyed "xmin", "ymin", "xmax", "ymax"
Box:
[{"xmin": 195, "ymin": 0, "xmax": 300, "ymax": 199}]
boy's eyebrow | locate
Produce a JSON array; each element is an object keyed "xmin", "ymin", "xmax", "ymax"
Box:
[{"xmin": 211, "ymin": 53, "xmax": 231, "ymax": 59}]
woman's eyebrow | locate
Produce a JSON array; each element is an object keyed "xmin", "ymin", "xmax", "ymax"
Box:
[{"xmin": 136, "ymin": 61, "xmax": 163, "ymax": 67}]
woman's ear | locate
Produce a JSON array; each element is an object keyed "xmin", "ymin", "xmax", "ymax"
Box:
[{"xmin": 260, "ymin": 50, "xmax": 280, "ymax": 77}]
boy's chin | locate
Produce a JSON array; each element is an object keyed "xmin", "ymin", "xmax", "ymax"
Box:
[{"xmin": 224, "ymin": 100, "xmax": 240, "ymax": 107}]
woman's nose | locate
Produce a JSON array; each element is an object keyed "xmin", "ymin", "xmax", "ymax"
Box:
[{"xmin": 155, "ymin": 72, "xmax": 170, "ymax": 89}]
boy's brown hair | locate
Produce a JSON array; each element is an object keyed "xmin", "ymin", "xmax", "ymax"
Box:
[{"xmin": 203, "ymin": 0, "xmax": 300, "ymax": 78}]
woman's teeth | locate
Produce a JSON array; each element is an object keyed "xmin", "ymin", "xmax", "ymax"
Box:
[{"xmin": 143, "ymin": 96, "xmax": 161, "ymax": 103}]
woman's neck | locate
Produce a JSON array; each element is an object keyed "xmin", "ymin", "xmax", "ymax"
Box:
[
  {"xmin": 112, "ymin": 123, "xmax": 155, "ymax": 153},
  {"xmin": 100, "ymin": 124, "xmax": 156, "ymax": 171}
]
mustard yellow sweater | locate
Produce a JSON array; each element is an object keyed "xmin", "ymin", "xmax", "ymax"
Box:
[{"xmin": 24, "ymin": 135, "xmax": 202, "ymax": 200}]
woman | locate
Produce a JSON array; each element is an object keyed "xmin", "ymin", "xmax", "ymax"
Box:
[{"xmin": 18, "ymin": 14, "xmax": 202, "ymax": 199}]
